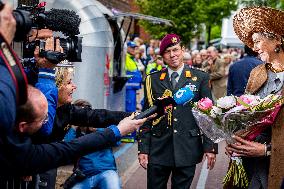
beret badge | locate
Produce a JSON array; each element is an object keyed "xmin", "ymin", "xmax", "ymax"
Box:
[{"xmin": 171, "ymin": 37, "xmax": 178, "ymax": 43}]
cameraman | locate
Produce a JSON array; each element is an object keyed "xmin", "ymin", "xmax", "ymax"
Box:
[{"xmin": 26, "ymin": 28, "xmax": 61, "ymax": 136}]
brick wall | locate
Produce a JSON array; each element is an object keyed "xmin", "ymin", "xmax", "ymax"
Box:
[{"xmin": 98, "ymin": 0, "xmax": 151, "ymax": 42}]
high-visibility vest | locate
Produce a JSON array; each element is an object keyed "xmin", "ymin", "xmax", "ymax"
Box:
[
  {"xmin": 125, "ymin": 53, "xmax": 138, "ymax": 72},
  {"xmin": 146, "ymin": 62, "xmax": 163, "ymax": 75}
]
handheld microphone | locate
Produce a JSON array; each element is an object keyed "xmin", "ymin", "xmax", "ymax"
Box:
[
  {"xmin": 135, "ymin": 97, "xmax": 176, "ymax": 120},
  {"xmin": 174, "ymin": 85, "xmax": 194, "ymax": 105},
  {"xmin": 135, "ymin": 86, "xmax": 194, "ymax": 120}
]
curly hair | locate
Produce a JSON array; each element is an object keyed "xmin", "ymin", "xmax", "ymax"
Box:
[{"xmin": 55, "ymin": 66, "xmax": 75, "ymax": 88}]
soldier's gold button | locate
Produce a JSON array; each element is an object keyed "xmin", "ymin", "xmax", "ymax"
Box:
[
  {"xmin": 174, "ymin": 130, "xmax": 178, "ymax": 133},
  {"xmin": 174, "ymin": 118, "xmax": 178, "ymax": 122}
]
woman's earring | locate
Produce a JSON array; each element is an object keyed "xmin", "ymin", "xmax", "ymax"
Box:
[{"xmin": 274, "ymin": 45, "xmax": 281, "ymax": 53}]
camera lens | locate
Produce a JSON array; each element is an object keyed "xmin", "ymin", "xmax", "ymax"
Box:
[
  {"xmin": 60, "ymin": 36, "xmax": 82, "ymax": 62},
  {"xmin": 13, "ymin": 9, "xmax": 33, "ymax": 42}
]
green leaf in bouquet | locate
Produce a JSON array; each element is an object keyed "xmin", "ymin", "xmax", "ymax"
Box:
[
  {"xmin": 252, "ymin": 95, "xmax": 284, "ymax": 111},
  {"xmin": 236, "ymin": 97, "xmax": 251, "ymax": 109}
]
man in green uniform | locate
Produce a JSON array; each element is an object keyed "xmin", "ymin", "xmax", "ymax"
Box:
[{"xmin": 138, "ymin": 34, "xmax": 218, "ymax": 189}]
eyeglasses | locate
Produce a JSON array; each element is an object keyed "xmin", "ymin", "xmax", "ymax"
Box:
[
  {"xmin": 26, "ymin": 114, "xmax": 49, "ymax": 125},
  {"xmin": 164, "ymin": 47, "xmax": 182, "ymax": 57},
  {"xmin": 41, "ymin": 114, "xmax": 49, "ymax": 125}
]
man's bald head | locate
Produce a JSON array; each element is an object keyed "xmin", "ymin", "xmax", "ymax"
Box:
[{"xmin": 17, "ymin": 85, "xmax": 48, "ymax": 135}]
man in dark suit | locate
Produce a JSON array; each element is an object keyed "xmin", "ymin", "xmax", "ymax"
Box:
[
  {"xmin": 227, "ymin": 45, "xmax": 263, "ymax": 96},
  {"xmin": 138, "ymin": 34, "xmax": 218, "ymax": 189}
]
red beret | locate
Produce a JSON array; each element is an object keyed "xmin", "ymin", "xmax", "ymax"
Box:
[{"xmin": 159, "ymin": 34, "xmax": 181, "ymax": 55}]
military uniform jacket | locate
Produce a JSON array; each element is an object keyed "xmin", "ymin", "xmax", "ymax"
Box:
[{"xmin": 138, "ymin": 65, "xmax": 217, "ymax": 167}]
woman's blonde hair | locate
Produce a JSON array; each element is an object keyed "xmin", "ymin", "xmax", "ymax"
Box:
[{"xmin": 55, "ymin": 66, "xmax": 75, "ymax": 88}]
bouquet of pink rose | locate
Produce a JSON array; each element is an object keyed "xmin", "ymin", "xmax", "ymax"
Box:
[
  {"xmin": 192, "ymin": 94, "xmax": 284, "ymax": 143},
  {"xmin": 192, "ymin": 94, "xmax": 284, "ymax": 189}
]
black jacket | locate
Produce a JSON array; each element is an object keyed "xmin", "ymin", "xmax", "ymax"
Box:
[
  {"xmin": 138, "ymin": 65, "xmax": 218, "ymax": 167},
  {"xmin": 0, "ymin": 104, "xmax": 130, "ymax": 176},
  {"xmin": 0, "ymin": 127, "xmax": 117, "ymax": 176},
  {"xmin": 32, "ymin": 103, "xmax": 131, "ymax": 143}
]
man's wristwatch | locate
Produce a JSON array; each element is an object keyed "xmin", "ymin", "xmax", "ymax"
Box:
[{"xmin": 265, "ymin": 144, "xmax": 272, "ymax": 156}]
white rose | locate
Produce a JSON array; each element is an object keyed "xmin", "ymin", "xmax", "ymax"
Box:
[
  {"xmin": 216, "ymin": 96, "xmax": 236, "ymax": 109},
  {"xmin": 210, "ymin": 106, "xmax": 222, "ymax": 118}
]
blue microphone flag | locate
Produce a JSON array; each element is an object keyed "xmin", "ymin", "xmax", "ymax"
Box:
[{"xmin": 174, "ymin": 85, "xmax": 194, "ymax": 105}]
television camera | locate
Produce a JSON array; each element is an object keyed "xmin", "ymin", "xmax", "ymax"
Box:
[{"xmin": 0, "ymin": 1, "xmax": 82, "ymax": 63}]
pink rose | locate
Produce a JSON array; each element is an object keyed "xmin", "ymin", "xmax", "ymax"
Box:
[
  {"xmin": 238, "ymin": 94, "xmax": 259, "ymax": 107},
  {"xmin": 197, "ymin": 98, "xmax": 213, "ymax": 111},
  {"xmin": 239, "ymin": 95, "xmax": 253, "ymax": 104}
]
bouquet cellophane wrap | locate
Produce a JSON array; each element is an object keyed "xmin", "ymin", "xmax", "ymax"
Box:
[
  {"xmin": 192, "ymin": 94, "xmax": 284, "ymax": 189},
  {"xmin": 192, "ymin": 106, "xmax": 281, "ymax": 143},
  {"xmin": 192, "ymin": 108, "xmax": 229, "ymax": 143}
]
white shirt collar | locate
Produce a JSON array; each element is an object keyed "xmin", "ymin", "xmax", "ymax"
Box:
[{"xmin": 168, "ymin": 63, "xmax": 184, "ymax": 81}]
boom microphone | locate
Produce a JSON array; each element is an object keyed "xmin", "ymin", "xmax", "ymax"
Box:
[
  {"xmin": 135, "ymin": 86, "xmax": 194, "ymax": 120},
  {"xmin": 43, "ymin": 9, "xmax": 81, "ymax": 36}
]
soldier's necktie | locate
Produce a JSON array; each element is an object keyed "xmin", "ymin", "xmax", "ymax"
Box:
[{"xmin": 171, "ymin": 72, "xmax": 179, "ymax": 89}]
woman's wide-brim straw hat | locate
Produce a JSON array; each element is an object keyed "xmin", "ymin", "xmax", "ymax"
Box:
[{"xmin": 233, "ymin": 7, "xmax": 284, "ymax": 49}]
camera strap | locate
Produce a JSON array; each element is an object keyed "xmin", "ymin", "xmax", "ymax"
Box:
[{"xmin": 0, "ymin": 33, "xmax": 28, "ymax": 105}]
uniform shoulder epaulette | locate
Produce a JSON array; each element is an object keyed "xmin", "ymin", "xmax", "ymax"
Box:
[{"xmin": 146, "ymin": 70, "xmax": 162, "ymax": 76}]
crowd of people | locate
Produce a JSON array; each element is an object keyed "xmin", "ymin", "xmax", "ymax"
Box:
[
  {"xmin": 0, "ymin": 1, "xmax": 284, "ymax": 189},
  {"xmin": 125, "ymin": 35, "xmax": 246, "ymax": 107}
]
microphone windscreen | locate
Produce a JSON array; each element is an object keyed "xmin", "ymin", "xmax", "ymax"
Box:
[
  {"xmin": 45, "ymin": 9, "xmax": 81, "ymax": 36},
  {"xmin": 174, "ymin": 86, "xmax": 194, "ymax": 105}
]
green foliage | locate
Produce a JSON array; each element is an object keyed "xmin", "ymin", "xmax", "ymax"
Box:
[
  {"xmin": 210, "ymin": 25, "xmax": 222, "ymax": 40},
  {"xmin": 136, "ymin": 0, "xmax": 202, "ymax": 43},
  {"xmin": 135, "ymin": 0, "xmax": 237, "ymax": 44}
]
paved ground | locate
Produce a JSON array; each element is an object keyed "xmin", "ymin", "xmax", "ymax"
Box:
[
  {"xmin": 56, "ymin": 142, "xmax": 230, "ymax": 189},
  {"xmin": 123, "ymin": 142, "xmax": 229, "ymax": 189}
]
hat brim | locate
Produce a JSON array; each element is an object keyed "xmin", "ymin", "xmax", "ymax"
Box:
[{"xmin": 233, "ymin": 7, "xmax": 284, "ymax": 49}]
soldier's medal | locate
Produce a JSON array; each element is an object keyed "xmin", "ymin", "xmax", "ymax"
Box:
[
  {"xmin": 160, "ymin": 72, "xmax": 166, "ymax": 80},
  {"xmin": 162, "ymin": 89, "xmax": 173, "ymax": 98},
  {"xmin": 188, "ymin": 83, "xmax": 198, "ymax": 91},
  {"xmin": 192, "ymin": 76, "xmax": 198, "ymax": 81},
  {"xmin": 152, "ymin": 89, "xmax": 173, "ymax": 126},
  {"xmin": 165, "ymin": 105, "xmax": 173, "ymax": 126},
  {"xmin": 185, "ymin": 70, "xmax": 191, "ymax": 78},
  {"xmin": 162, "ymin": 89, "xmax": 173, "ymax": 126}
]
